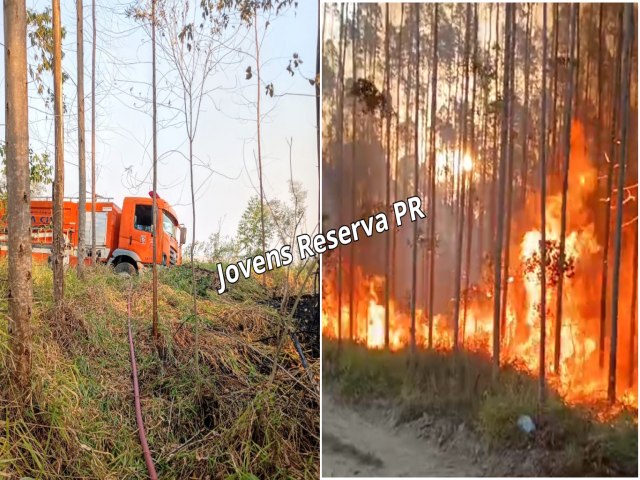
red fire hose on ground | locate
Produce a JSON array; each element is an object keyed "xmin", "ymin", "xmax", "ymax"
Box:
[{"xmin": 127, "ymin": 283, "xmax": 158, "ymax": 479}]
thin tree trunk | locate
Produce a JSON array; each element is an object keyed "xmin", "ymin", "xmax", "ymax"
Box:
[
  {"xmin": 500, "ymin": 5, "xmax": 516, "ymax": 340},
  {"xmin": 392, "ymin": 4, "xmax": 404, "ymax": 313},
  {"xmin": 539, "ymin": 3, "xmax": 548, "ymax": 405},
  {"xmin": 349, "ymin": 3, "xmax": 357, "ymax": 342},
  {"xmin": 4, "ymin": 0, "xmax": 33, "ymax": 397},
  {"xmin": 554, "ymin": 4, "xmax": 578, "ymax": 374},
  {"xmin": 409, "ymin": 3, "xmax": 420, "ymax": 354},
  {"xmin": 336, "ymin": 3, "xmax": 346, "ymax": 345},
  {"xmin": 190, "ymin": 138, "xmax": 198, "ymax": 377},
  {"xmin": 608, "ymin": 2, "xmax": 633, "ymax": 404},
  {"xmin": 462, "ymin": 4, "xmax": 478, "ymax": 343},
  {"xmin": 520, "ymin": 5, "xmax": 531, "ymax": 203},
  {"xmin": 599, "ymin": 6, "xmax": 624, "ymax": 369},
  {"xmin": 255, "ymin": 14, "xmax": 266, "ymax": 287},
  {"xmin": 52, "ymin": 0, "xmax": 65, "ymax": 322},
  {"xmin": 550, "ymin": 4, "xmax": 558, "ymax": 172},
  {"xmin": 384, "ymin": 3, "xmax": 391, "ymax": 348},
  {"xmin": 478, "ymin": 3, "xmax": 491, "ymax": 281},
  {"xmin": 489, "ymin": 4, "xmax": 500, "ymax": 246},
  {"xmin": 493, "ymin": 2, "xmax": 512, "ymax": 380},
  {"xmin": 452, "ymin": 4, "xmax": 472, "ymax": 351},
  {"xmin": 77, "ymin": 0, "xmax": 86, "ymax": 278},
  {"xmin": 427, "ymin": 3, "xmax": 438, "ymax": 349},
  {"xmin": 596, "ymin": 4, "xmax": 603, "ymax": 175},
  {"xmin": 316, "ymin": 0, "xmax": 320, "ymax": 232},
  {"xmin": 151, "ymin": 0, "xmax": 159, "ymax": 341},
  {"xmin": 91, "ymin": 0, "xmax": 96, "ymax": 264}
]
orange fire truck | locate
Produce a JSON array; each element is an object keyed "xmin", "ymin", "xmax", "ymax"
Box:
[{"xmin": 0, "ymin": 193, "xmax": 186, "ymax": 274}]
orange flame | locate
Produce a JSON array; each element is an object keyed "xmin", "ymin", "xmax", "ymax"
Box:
[{"xmin": 322, "ymin": 122, "xmax": 637, "ymax": 410}]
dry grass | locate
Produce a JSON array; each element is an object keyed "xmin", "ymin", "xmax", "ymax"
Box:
[{"xmin": 0, "ymin": 261, "xmax": 319, "ymax": 479}]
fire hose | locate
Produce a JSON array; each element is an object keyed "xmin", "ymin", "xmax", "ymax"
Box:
[{"xmin": 127, "ymin": 283, "xmax": 158, "ymax": 479}]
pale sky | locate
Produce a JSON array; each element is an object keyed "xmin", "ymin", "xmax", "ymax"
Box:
[{"xmin": 0, "ymin": 0, "xmax": 319, "ymax": 245}]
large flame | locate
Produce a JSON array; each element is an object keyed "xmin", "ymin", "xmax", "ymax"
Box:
[{"xmin": 322, "ymin": 122, "xmax": 637, "ymax": 410}]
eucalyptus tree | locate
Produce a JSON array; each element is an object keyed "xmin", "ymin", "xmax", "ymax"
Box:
[
  {"xmin": 426, "ymin": 3, "xmax": 438, "ymax": 349},
  {"xmin": 492, "ymin": 3, "xmax": 513, "ymax": 380},
  {"xmin": 77, "ymin": 0, "xmax": 87, "ymax": 278},
  {"xmin": 554, "ymin": 4, "xmax": 578, "ymax": 374},
  {"xmin": 409, "ymin": 3, "xmax": 420, "ymax": 354},
  {"xmin": 608, "ymin": 2, "xmax": 634, "ymax": 404},
  {"xmin": 4, "ymin": 0, "xmax": 33, "ymax": 398},
  {"xmin": 539, "ymin": 2, "xmax": 548, "ymax": 405},
  {"xmin": 52, "ymin": 0, "xmax": 65, "ymax": 322}
]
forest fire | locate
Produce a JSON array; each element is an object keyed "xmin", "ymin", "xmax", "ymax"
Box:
[{"xmin": 322, "ymin": 123, "xmax": 638, "ymax": 409}]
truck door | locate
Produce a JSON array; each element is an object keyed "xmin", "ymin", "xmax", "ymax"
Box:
[
  {"xmin": 130, "ymin": 204, "xmax": 154, "ymax": 263},
  {"xmin": 161, "ymin": 210, "xmax": 179, "ymax": 265}
]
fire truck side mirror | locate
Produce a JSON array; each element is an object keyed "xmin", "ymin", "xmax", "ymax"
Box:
[{"xmin": 179, "ymin": 226, "xmax": 187, "ymax": 245}]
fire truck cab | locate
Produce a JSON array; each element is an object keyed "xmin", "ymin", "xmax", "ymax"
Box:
[
  {"xmin": 0, "ymin": 193, "xmax": 186, "ymax": 275},
  {"xmin": 110, "ymin": 195, "xmax": 186, "ymax": 274}
]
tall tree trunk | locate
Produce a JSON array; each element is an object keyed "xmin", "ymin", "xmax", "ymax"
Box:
[
  {"xmin": 189, "ymin": 137, "xmax": 198, "ymax": 377},
  {"xmin": 254, "ymin": 13, "xmax": 266, "ymax": 287},
  {"xmin": 91, "ymin": 0, "xmax": 97, "ymax": 264},
  {"xmin": 554, "ymin": 4, "xmax": 578, "ymax": 375},
  {"xmin": 489, "ymin": 4, "xmax": 500, "ymax": 246},
  {"xmin": 452, "ymin": 4, "xmax": 472, "ymax": 351},
  {"xmin": 462, "ymin": 4, "xmax": 478, "ymax": 343},
  {"xmin": 336, "ymin": 3, "xmax": 346, "ymax": 345},
  {"xmin": 539, "ymin": 3, "xmax": 548, "ymax": 405},
  {"xmin": 315, "ymin": 0, "xmax": 320, "ymax": 233},
  {"xmin": 391, "ymin": 4, "xmax": 404, "ymax": 314},
  {"xmin": 492, "ymin": 2, "xmax": 512, "ymax": 380},
  {"xmin": 500, "ymin": 5, "xmax": 516, "ymax": 340},
  {"xmin": 4, "ymin": 0, "xmax": 33, "ymax": 398},
  {"xmin": 349, "ymin": 3, "xmax": 358, "ymax": 342},
  {"xmin": 596, "ymin": 4, "xmax": 603, "ymax": 177},
  {"xmin": 478, "ymin": 3, "xmax": 491, "ymax": 283},
  {"xmin": 608, "ymin": 2, "xmax": 633, "ymax": 404},
  {"xmin": 599, "ymin": 7, "xmax": 624, "ymax": 369},
  {"xmin": 151, "ymin": 0, "xmax": 159, "ymax": 341},
  {"xmin": 520, "ymin": 5, "xmax": 531, "ymax": 203},
  {"xmin": 550, "ymin": 4, "xmax": 559, "ymax": 172},
  {"xmin": 384, "ymin": 3, "xmax": 391, "ymax": 348},
  {"xmin": 52, "ymin": 0, "xmax": 65, "ymax": 322},
  {"xmin": 409, "ymin": 3, "xmax": 420, "ymax": 354},
  {"xmin": 76, "ymin": 0, "xmax": 86, "ymax": 278},
  {"xmin": 427, "ymin": 3, "xmax": 438, "ymax": 349}
]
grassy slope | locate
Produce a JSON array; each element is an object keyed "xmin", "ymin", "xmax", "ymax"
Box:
[
  {"xmin": 0, "ymin": 262, "xmax": 318, "ymax": 479},
  {"xmin": 323, "ymin": 340, "xmax": 637, "ymax": 477}
]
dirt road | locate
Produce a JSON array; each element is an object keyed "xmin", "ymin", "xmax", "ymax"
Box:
[{"xmin": 322, "ymin": 395, "xmax": 482, "ymax": 477}]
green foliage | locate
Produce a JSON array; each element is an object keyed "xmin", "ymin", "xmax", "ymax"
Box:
[
  {"xmin": 236, "ymin": 184, "xmax": 305, "ymax": 257},
  {"xmin": 190, "ymin": 231, "xmax": 239, "ymax": 264},
  {"xmin": 237, "ymin": 195, "xmax": 275, "ymax": 257},
  {"xmin": 26, "ymin": 8, "xmax": 68, "ymax": 108},
  {"xmin": 210, "ymin": 0, "xmax": 298, "ymax": 26},
  {"xmin": 0, "ymin": 143, "xmax": 53, "ymax": 197},
  {"xmin": 160, "ymin": 264, "xmax": 214, "ymax": 297}
]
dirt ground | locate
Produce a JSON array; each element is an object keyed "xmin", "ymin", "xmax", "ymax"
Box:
[{"xmin": 322, "ymin": 394, "xmax": 483, "ymax": 477}]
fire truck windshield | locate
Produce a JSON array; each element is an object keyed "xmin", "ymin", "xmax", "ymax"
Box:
[{"xmin": 163, "ymin": 211, "xmax": 177, "ymax": 238}]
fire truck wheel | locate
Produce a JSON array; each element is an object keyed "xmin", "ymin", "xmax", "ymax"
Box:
[{"xmin": 114, "ymin": 261, "xmax": 137, "ymax": 277}]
